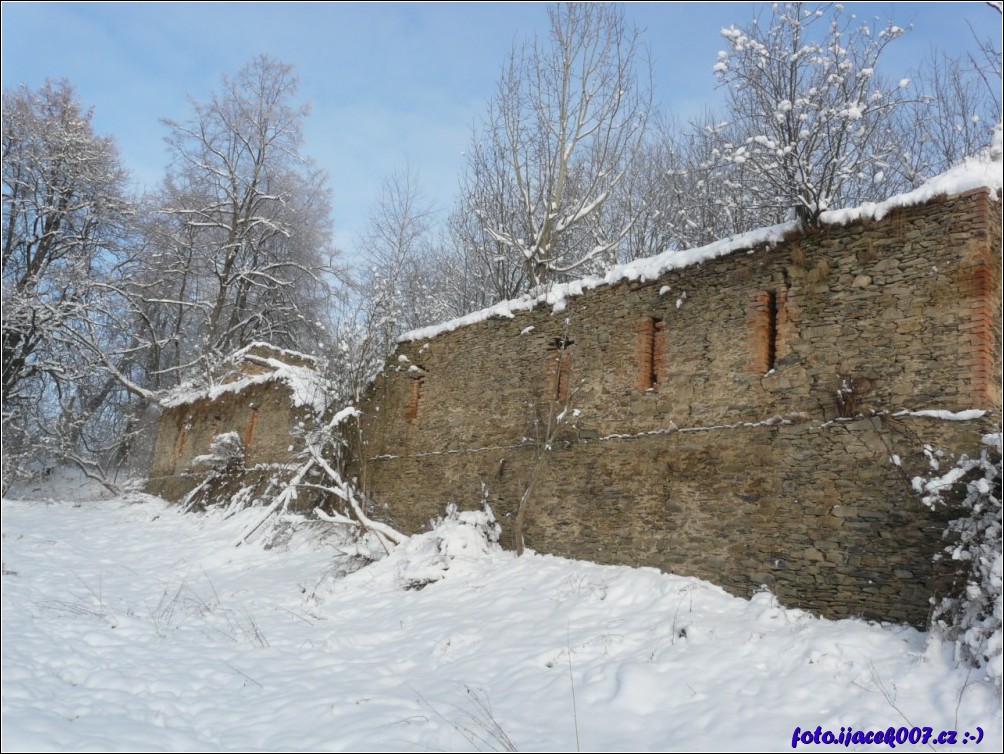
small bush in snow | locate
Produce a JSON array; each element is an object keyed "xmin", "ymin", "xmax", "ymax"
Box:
[
  {"xmin": 192, "ymin": 431, "xmax": 245, "ymax": 473},
  {"xmin": 180, "ymin": 432, "xmax": 248, "ymax": 513},
  {"xmin": 919, "ymin": 434, "xmax": 1002, "ymax": 690},
  {"xmin": 393, "ymin": 504, "xmax": 501, "ymax": 590}
]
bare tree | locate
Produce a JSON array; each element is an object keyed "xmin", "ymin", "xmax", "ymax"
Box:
[
  {"xmin": 325, "ymin": 167, "xmax": 464, "ymax": 407},
  {"xmin": 449, "ymin": 168, "xmax": 529, "ymax": 305},
  {"xmin": 714, "ymin": 2, "xmax": 911, "ymax": 223},
  {"xmin": 2, "ymin": 81, "xmax": 130, "ymax": 403},
  {"xmin": 2, "ymin": 80, "xmax": 133, "ymax": 489},
  {"xmin": 972, "ymin": 3, "xmax": 1003, "ymax": 107},
  {"xmin": 352, "ymin": 165, "xmax": 532, "ymax": 375},
  {"xmin": 464, "ymin": 2, "xmax": 651, "ymax": 288},
  {"xmin": 602, "ymin": 124, "xmax": 685, "ymax": 264},
  {"xmin": 357, "ymin": 167, "xmax": 439, "ymax": 351},
  {"xmin": 155, "ymin": 55, "xmax": 338, "ymax": 379},
  {"xmin": 423, "ymin": 219, "xmax": 516, "ymax": 318},
  {"xmin": 890, "ymin": 49, "xmax": 1001, "ymax": 190}
]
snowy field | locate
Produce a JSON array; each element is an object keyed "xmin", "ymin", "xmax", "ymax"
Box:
[{"xmin": 2, "ymin": 487, "xmax": 1001, "ymax": 752}]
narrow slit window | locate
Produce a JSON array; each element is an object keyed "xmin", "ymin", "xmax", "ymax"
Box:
[
  {"xmin": 244, "ymin": 409, "xmax": 258, "ymax": 449},
  {"xmin": 765, "ymin": 290, "xmax": 778, "ymax": 372},
  {"xmin": 638, "ymin": 317, "xmax": 664, "ymax": 390},
  {"xmin": 546, "ymin": 338, "xmax": 573, "ymax": 403},
  {"xmin": 550, "ymin": 350, "xmax": 572, "ymax": 403},
  {"xmin": 966, "ymin": 257, "xmax": 993, "ymax": 404},
  {"xmin": 172, "ymin": 422, "xmax": 190, "ymax": 475},
  {"xmin": 406, "ymin": 376, "xmax": 424, "ymax": 420},
  {"xmin": 751, "ymin": 288, "xmax": 786, "ymax": 375}
]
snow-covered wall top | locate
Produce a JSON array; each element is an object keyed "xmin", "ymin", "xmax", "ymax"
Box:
[
  {"xmin": 228, "ymin": 341, "xmax": 319, "ymax": 369},
  {"xmin": 161, "ymin": 344, "xmax": 327, "ymax": 417},
  {"xmin": 402, "ymin": 158, "xmax": 1002, "ymax": 343}
]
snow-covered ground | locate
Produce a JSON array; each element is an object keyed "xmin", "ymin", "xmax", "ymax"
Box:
[{"xmin": 2, "ymin": 487, "xmax": 1001, "ymax": 752}]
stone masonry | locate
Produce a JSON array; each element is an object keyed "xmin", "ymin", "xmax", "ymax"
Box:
[
  {"xmin": 146, "ymin": 344, "xmax": 323, "ymax": 503},
  {"xmin": 355, "ymin": 187, "xmax": 1002, "ymax": 627}
]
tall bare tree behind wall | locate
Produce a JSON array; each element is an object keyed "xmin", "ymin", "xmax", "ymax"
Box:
[
  {"xmin": 358, "ymin": 167, "xmax": 438, "ymax": 349},
  {"xmin": 462, "ymin": 2, "xmax": 652, "ymax": 289},
  {"xmin": 714, "ymin": 2, "xmax": 912, "ymax": 224},
  {"xmin": 2, "ymin": 80, "xmax": 134, "ymax": 489},
  {"xmin": 153, "ymin": 55, "xmax": 338, "ymax": 381}
]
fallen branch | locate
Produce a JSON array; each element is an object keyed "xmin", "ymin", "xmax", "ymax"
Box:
[
  {"xmin": 233, "ymin": 456, "xmax": 316, "ymax": 547},
  {"xmin": 234, "ymin": 404, "xmax": 407, "ymax": 550}
]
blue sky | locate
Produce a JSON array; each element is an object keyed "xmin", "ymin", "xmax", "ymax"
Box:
[{"xmin": 2, "ymin": 2, "xmax": 997, "ymax": 257}]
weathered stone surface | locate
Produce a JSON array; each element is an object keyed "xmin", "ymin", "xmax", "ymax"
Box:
[
  {"xmin": 146, "ymin": 347, "xmax": 321, "ymax": 511},
  {"xmin": 145, "ymin": 190, "xmax": 1002, "ymax": 627},
  {"xmin": 148, "ymin": 380, "xmax": 304, "ymax": 480},
  {"xmin": 355, "ymin": 189, "xmax": 1002, "ymax": 627}
]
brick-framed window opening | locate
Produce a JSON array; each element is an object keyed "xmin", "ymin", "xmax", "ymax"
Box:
[
  {"xmin": 244, "ymin": 408, "xmax": 258, "ymax": 449},
  {"xmin": 965, "ymin": 257, "xmax": 996, "ymax": 404},
  {"xmin": 405, "ymin": 376, "xmax": 424, "ymax": 420},
  {"xmin": 173, "ymin": 424, "xmax": 188, "ymax": 474},
  {"xmin": 550, "ymin": 349, "xmax": 574, "ymax": 407},
  {"xmin": 637, "ymin": 317, "xmax": 665, "ymax": 390},
  {"xmin": 765, "ymin": 290, "xmax": 778, "ymax": 372},
  {"xmin": 546, "ymin": 341, "xmax": 573, "ymax": 403},
  {"xmin": 751, "ymin": 288, "xmax": 787, "ymax": 374}
]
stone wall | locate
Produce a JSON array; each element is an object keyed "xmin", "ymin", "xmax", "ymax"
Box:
[
  {"xmin": 355, "ymin": 188, "xmax": 1002, "ymax": 626},
  {"xmin": 146, "ymin": 346, "xmax": 323, "ymax": 503},
  {"xmin": 146, "ymin": 380, "xmax": 308, "ymax": 501}
]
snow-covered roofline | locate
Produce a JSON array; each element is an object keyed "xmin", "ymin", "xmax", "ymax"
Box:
[
  {"xmin": 401, "ymin": 157, "xmax": 1001, "ymax": 344},
  {"xmin": 228, "ymin": 341, "xmax": 319, "ymax": 367},
  {"xmin": 161, "ymin": 347, "xmax": 328, "ymax": 416}
]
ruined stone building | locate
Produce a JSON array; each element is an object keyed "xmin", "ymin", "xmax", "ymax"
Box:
[
  {"xmin": 148, "ymin": 165, "xmax": 1002, "ymax": 626},
  {"xmin": 355, "ymin": 170, "xmax": 1002, "ymax": 626},
  {"xmin": 146, "ymin": 343, "xmax": 327, "ymax": 503}
]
